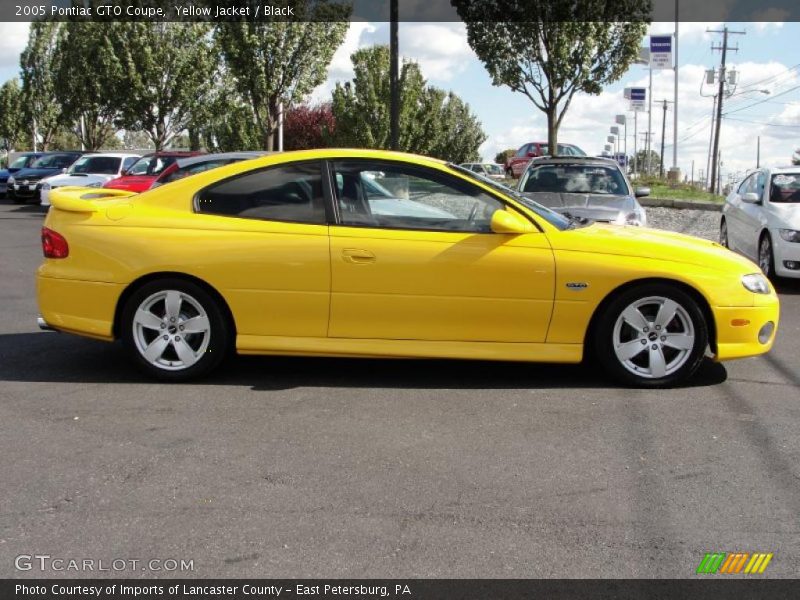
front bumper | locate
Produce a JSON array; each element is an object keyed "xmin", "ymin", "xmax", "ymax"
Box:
[
  {"xmin": 772, "ymin": 232, "xmax": 800, "ymax": 279},
  {"xmin": 10, "ymin": 183, "xmax": 41, "ymax": 200},
  {"xmin": 713, "ymin": 299, "xmax": 780, "ymax": 361}
]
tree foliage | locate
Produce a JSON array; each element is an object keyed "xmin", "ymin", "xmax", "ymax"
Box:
[
  {"xmin": 331, "ymin": 46, "xmax": 485, "ymax": 163},
  {"xmin": 633, "ymin": 149, "xmax": 661, "ymax": 176},
  {"xmin": 0, "ymin": 79, "xmax": 27, "ymax": 153},
  {"xmin": 452, "ymin": 0, "xmax": 649, "ymax": 151},
  {"xmin": 54, "ymin": 22, "xmax": 122, "ymax": 151},
  {"xmin": 198, "ymin": 75, "xmax": 262, "ymax": 152},
  {"xmin": 284, "ymin": 103, "xmax": 336, "ymax": 150},
  {"xmin": 110, "ymin": 22, "xmax": 216, "ymax": 150},
  {"xmin": 215, "ymin": 2, "xmax": 349, "ymax": 150},
  {"xmin": 20, "ymin": 21, "xmax": 64, "ymax": 150},
  {"xmin": 495, "ymin": 148, "xmax": 516, "ymax": 166}
]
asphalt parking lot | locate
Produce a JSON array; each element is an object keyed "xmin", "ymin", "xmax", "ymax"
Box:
[{"xmin": 1, "ymin": 200, "xmax": 799, "ymax": 579}]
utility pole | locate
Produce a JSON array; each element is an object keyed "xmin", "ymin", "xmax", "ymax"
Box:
[
  {"xmin": 673, "ymin": 0, "xmax": 679, "ymax": 170},
  {"xmin": 657, "ymin": 99, "xmax": 673, "ymax": 178},
  {"xmin": 389, "ymin": 0, "xmax": 399, "ymax": 151},
  {"xmin": 756, "ymin": 136, "xmax": 760, "ymax": 168},
  {"xmin": 708, "ymin": 26, "xmax": 745, "ymax": 194}
]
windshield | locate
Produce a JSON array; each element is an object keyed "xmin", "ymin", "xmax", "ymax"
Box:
[
  {"xmin": 10, "ymin": 156, "xmax": 31, "ymax": 169},
  {"xmin": 68, "ymin": 156, "xmax": 122, "ymax": 175},
  {"xmin": 449, "ymin": 163, "xmax": 572, "ymax": 230},
  {"xmin": 486, "ymin": 164, "xmax": 504, "ymax": 175},
  {"xmin": 770, "ymin": 173, "xmax": 800, "ymax": 203},
  {"xmin": 520, "ymin": 164, "xmax": 629, "ymax": 196},
  {"xmin": 31, "ymin": 154, "xmax": 78, "ymax": 169},
  {"xmin": 126, "ymin": 155, "xmax": 177, "ymax": 176}
]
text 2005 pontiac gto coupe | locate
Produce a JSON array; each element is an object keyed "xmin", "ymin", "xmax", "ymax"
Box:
[{"xmin": 37, "ymin": 149, "xmax": 779, "ymax": 387}]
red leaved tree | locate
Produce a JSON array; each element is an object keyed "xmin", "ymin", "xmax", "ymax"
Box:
[{"xmin": 284, "ymin": 103, "xmax": 336, "ymax": 151}]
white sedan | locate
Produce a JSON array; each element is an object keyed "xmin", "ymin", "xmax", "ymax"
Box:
[
  {"xmin": 40, "ymin": 153, "xmax": 141, "ymax": 207},
  {"xmin": 721, "ymin": 166, "xmax": 800, "ymax": 279}
]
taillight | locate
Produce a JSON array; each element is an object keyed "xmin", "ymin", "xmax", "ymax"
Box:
[{"xmin": 41, "ymin": 227, "xmax": 69, "ymax": 259}]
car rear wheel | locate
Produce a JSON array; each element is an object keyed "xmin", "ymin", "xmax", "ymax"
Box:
[
  {"xmin": 719, "ymin": 218, "xmax": 729, "ymax": 248},
  {"xmin": 121, "ymin": 279, "xmax": 230, "ymax": 381},
  {"xmin": 594, "ymin": 284, "xmax": 708, "ymax": 388},
  {"xmin": 758, "ymin": 233, "xmax": 774, "ymax": 278}
]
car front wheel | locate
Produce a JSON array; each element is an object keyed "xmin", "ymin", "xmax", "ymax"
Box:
[
  {"xmin": 121, "ymin": 279, "xmax": 231, "ymax": 381},
  {"xmin": 594, "ymin": 284, "xmax": 708, "ymax": 388},
  {"xmin": 758, "ymin": 233, "xmax": 774, "ymax": 278}
]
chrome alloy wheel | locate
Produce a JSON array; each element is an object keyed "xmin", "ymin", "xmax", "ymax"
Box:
[
  {"xmin": 611, "ymin": 296, "xmax": 695, "ymax": 380},
  {"xmin": 132, "ymin": 290, "xmax": 211, "ymax": 371}
]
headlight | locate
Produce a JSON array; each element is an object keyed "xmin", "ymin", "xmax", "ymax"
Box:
[
  {"xmin": 617, "ymin": 211, "xmax": 643, "ymax": 226},
  {"xmin": 741, "ymin": 273, "xmax": 771, "ymax": 294},
  {"xmin": 778, "ymin": 229, "xmax": 800, "ymax": 243},
  {"xmin": 41, "ymin": 182, "xmax": 50, "ymax": 190},
  {"xmin": 7, "ymin": 176, "xmax": 14, "ymax": 184}
]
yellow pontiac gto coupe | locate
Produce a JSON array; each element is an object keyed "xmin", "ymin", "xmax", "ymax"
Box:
[{"xmin": 37, "ymin": 149, "xmax": 779, "ymax": 387}]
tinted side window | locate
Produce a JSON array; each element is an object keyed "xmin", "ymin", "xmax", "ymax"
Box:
[
  {"xmin": 196, "ymin": 162, "xmax": 326, "ymax": 224},
  {"xmin": 332, "ymin": 160, "xmax": 502, "ymax": 233}
]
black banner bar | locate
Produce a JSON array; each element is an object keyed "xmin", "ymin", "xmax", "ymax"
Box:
[
  {"xmin": 2, "ymin": 0, "xmax": 800, "ymax": 23},
  {"xmin": 3, "ymin": 579, "xmax": 800, "ymax": 600}
]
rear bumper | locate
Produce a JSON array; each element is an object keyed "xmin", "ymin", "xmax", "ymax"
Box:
[
  {"xmin": 713, "ymin": 301, "xmax": 780, "ymax": 361},
  {"xmin": 37, "ymin": 275, "xmax": 122, "ymax": 341}
]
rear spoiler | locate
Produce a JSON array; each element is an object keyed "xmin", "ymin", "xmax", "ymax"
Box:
[{"xmin": 49, "ymin": 187, "xmax": 137, "ymax": 213}]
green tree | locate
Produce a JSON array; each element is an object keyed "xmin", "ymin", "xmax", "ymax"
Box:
[
  {"xmin": 633, "ymin": 149, "xmax": 661, "ymax": 176},
  {"xmin": 111, "ymin": 23, "xmax": 216, "ymax": 150},
  {"xmin": 0, "ymin": 79, "xmax": 28, "ymax": 153},
  {"xmin": 122, "ymin": 130, "xmax": 155, "ymax": 152},
  {"xmin": 452, "ymin": 0, "xmax": 649, "ymax": 151},
  {"xmin": 198, "ymin": 77, "xmax": 262, "ymax": 152},
  {"xmin": 331, "ymin": 46, "xmax": 486, "ymax": 163},
  {"xmin": 54, "ymin": 22, "xmax": 123, "ymax": 151},
  {"xmin": 20, "ymin": 21, "xmax": 64, "ymax": 150},
  {"xmin": 495, "ymin": 148, "xmax": 516, "ymax": 165},
  {"xmin": 215, "ymin": 2, "xmax": 349, "ymax": 150}
]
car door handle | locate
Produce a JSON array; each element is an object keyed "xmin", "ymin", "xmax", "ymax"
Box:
[{"xmin": 341, "ymin": 248, "xmax": 376, "ymax": 264}]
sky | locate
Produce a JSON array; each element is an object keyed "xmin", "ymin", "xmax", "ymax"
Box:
[{"xmin": 1, "ymin": 20, "xmax": 799, "ymax": 185}]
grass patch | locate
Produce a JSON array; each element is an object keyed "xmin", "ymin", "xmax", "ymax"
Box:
[{"xmin": 640, "ymin": 178, "xmax": 724, "ymax": 203}]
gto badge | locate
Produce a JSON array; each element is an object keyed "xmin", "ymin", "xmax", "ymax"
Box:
[{"xmin": 566, "ymin": 282, "xmax": 588, "ymax": 290}]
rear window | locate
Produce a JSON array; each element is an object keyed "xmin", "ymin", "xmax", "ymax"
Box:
[
  {"xmin": 31, "ymin": 154, "xmax": 78, "ymax": 169},
  {"xmin": 195, "ymin": 162, "xmax": 326, "ymax": 224},
  {"xmin": 126, "ymin": 155, "xmax": 178, "ymax": 176}
]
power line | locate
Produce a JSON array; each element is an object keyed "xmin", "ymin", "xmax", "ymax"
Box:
[
  {"xmin": 723, "ymin": 83, "xmax": 800, "ymax": 116},
  {"xmin": 723, "ymin": 115, "xmax": 800, "ymax": 128}
]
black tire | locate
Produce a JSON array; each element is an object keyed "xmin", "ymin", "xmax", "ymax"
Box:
[
  {"xmin": 120, "ymin": 278, "xmax": 231, "ymax": 382},
  {"xmin": 758, "ymin": 232, "xmax": 775, "ymax": 279},
  {"xmin": 719, "ymin": 218, "xmax": 728, "ymax": 248},
  {"xmin": 594, "ymin": 283, "xmax": 708, "ymax": 388}
]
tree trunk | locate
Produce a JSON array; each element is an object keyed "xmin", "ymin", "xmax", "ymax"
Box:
[
  {"xmin": 188, "ymin": 128, "xmax": 201, "ymax": 151},
  {"xmin": 546, "ymin": 108, "xmax": 558, "ymax": 157}
]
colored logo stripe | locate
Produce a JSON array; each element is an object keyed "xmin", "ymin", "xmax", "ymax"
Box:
[{"xmin": 697, "ymin": 552, "xmax": 773, "ymax": 574}]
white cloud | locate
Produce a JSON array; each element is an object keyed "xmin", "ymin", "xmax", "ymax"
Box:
[
  {"xmin": 308, "ymin": 22, "xmax": 376, "ymax": 104},
  {"xmin": 398, "ymin": 23, "xmax": 476, "ymax": 82},
  {"xmin": 0, "ymin": 23, "xmax": 29, "ymax": 73}
]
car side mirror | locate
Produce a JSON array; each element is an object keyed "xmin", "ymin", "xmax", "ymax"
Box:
[
  {"xmin": 634, "ymin": 187, "xmax": 650, "ymax": 198},
  {"xmin": 490, "ymin": 210, "xmax": 533, "ymax": 234},
  {"xmin": 742, "ymin": 192, "xmax": 761, "ymax": 204}
]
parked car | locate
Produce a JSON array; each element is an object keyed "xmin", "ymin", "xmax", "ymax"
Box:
[
  {"xmin": 40, "ymin": 153, "xmax": 141, "ymax": 207},
  {"xmin": 149, "ymin": 152, "xmax": 268, "ymax": 190},
  {"xmin": 505, "ymin": 142, "xmax": 586, "ymax": 177},
  {"xmin": 102, "ymin": 151, "xmax": 205, "ymax": 193},
  {"xmin": 38, "ymin": 149, "xmax": 778, "ymax": 387},
  {"xmin": 459, "ymin": 162, "xmax": 506, "ymax": 181},
  {"xmin": 517, "ymin": 156, "xmax": 648, "ymax": 226},
  {"xmin": 0, "ymin": 152, "xmax": 44, "ymax": 198},
  {"xmin": 7, "ymin": 152, "xmax": 86, "ymax": 203},
  {"xmin": 721, "ymin": 167, "xmax": 800, "ymax": 279}
]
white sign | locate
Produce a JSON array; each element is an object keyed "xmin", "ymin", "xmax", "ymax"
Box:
[
  {"xmin": 626, "ymin": 87, "xmax": 647, "ymax": 112},
  {"xmin": 650, "ymin": 35, "xmax": 673, "ymax": 69}
]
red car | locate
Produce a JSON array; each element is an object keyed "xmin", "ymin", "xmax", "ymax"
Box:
[
  {"xmin": 102, "ymin": 151, "xmax": 204, "ymax": 193},
  {"xmin": 505, "ymin": 142, "xmax": 586, "ymax": 178}
]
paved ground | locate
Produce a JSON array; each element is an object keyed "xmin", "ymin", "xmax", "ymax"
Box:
[{"xmin": 1, "ymin": 200, "xmax": 799, "ymax": 579}]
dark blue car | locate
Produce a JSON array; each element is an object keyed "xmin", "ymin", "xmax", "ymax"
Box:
[
  {"xmin": 0, "ymin": 152, "xmax": 44, "ymax": 198},
  {"xmin": 7, "ymin": 151, "xmax": 85, "ymax": 203}
]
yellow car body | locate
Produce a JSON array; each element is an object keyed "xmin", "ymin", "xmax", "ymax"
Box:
[{"xmin": 37, "ymin": 149, "xmax": 779, "ymax": 386}]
